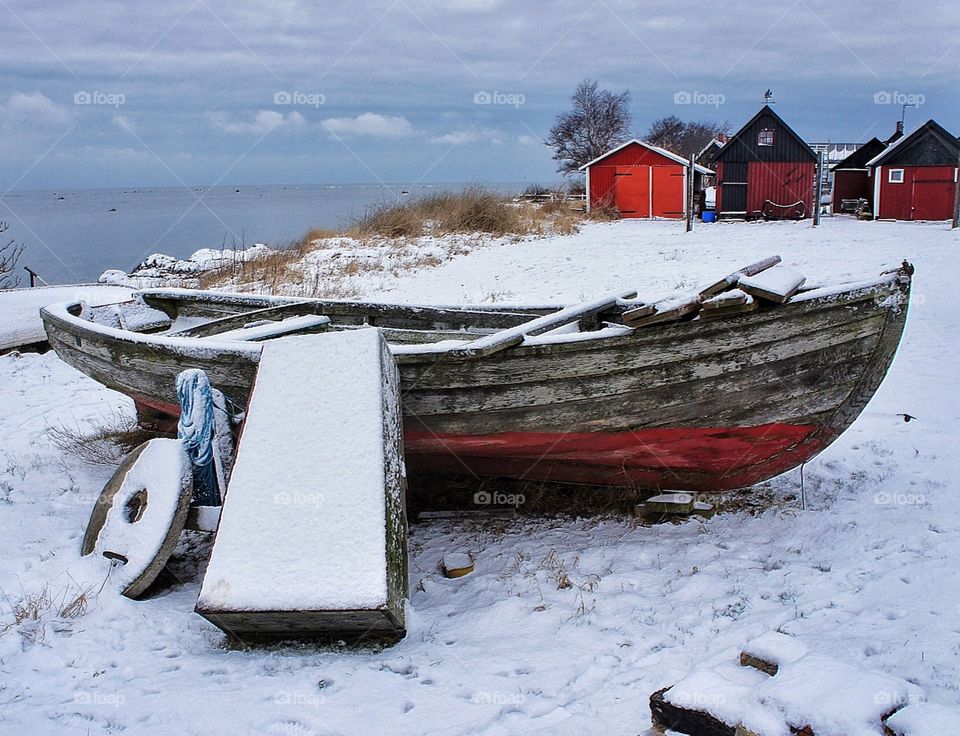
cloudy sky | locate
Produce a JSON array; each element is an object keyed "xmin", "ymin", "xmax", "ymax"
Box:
[{"xmin": 0, "ymin": 0, "xmax": 956, "ymax": 190}]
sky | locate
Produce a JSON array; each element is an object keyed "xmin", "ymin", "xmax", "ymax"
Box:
[{"xmin": 0, "ymin": 0, "xmax": 957, "ymax": 190}]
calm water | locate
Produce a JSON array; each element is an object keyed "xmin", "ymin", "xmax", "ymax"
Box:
[{"xmin": 0, "ymin": 182, "xmax": 529, "ymax": 285}]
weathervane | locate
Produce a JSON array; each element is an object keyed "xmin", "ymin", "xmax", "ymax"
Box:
[{"xmin": 763, "ymin": 89, "xmax": 775, "ymax": 105}]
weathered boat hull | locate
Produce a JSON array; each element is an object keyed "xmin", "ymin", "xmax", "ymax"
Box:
[{"xmin": 40, "ymin": 269, "xmax": 911, "ymax": 492}]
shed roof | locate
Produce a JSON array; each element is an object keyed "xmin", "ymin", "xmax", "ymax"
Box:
[
  {"xmin": 579, "ymin": 139, "xmax": 714, "ymax": 174},
  {"xmin": 830, "ymin": 138, "xmax": 886, "ymax": 171},
  {"xmin": 866, "ymin": 119, "xmax": 959, "ymax": 167},
  {"xmin": 714, "ymin": 106, "xmax": 817, "ymax": 163}
]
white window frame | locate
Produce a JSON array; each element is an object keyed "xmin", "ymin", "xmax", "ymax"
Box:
[
  {"xmin": 888, "ymin": 168, "xmax": 905, "ymax": 184},
  {"xmin": 758, "ymin": 128, "xmax": 775, "ymax": 147}
]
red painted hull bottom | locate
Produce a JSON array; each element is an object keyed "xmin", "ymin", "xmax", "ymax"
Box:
[
  {"xmin": 404, "ymin": 423, "xmax": 831, "ymax": 491},
  {"xmin": 135, "ymin": 397, "xmax": 829, "ymax": 491}
]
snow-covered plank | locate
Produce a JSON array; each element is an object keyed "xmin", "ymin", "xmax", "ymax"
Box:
[
  {"xmin": 209, "ymin": 314, "xmax": 331, "ymax": 342},
  {"xmin": 738, "ymin": 266, "xmax": 807, "ymax": 304},
  {"xmin": 739, "ymin": 632, "xmax": 809, "ymax": 675},
  {"xmin": 447, "ymin": 289, "xmax": 637, "ymax": 359},
  {"xmin": 884, "ymin": 702, "xmax": 960, "ymax": 736},
  {"xmin": 622, "ymin": 293, "xmax": 701, "ymax": 327},
  {"xmin": 196, "ymin": 328, "xmax": 408, "ymax": 639}
]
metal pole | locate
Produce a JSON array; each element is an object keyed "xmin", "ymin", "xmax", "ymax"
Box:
[
  {"xmin": 813, "ymin": 150, "xmax": 824, "ymax": 227},
  {"xmin": 686, "ymin": 155, "xmax": 695, "ymax": 233}
]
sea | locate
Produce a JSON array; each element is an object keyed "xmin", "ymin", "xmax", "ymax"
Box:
[{"xmin": 0, "ymin": 182, "xmax": 532, "ymax": 285}]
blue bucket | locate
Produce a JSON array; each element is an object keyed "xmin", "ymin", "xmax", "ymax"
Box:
[{"xmin": 701, "ymin": 211, "xmax": 717, "ymax": 223}]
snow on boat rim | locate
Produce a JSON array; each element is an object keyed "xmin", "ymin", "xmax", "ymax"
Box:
[{"xmin": 41, "ymin": 269, "xmax": 906, "ymax": 358}]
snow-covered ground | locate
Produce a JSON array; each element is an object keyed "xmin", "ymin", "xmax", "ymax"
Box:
[{"xmin": 1, "ymin": 217, "xmax": 958, "ymax": 735}]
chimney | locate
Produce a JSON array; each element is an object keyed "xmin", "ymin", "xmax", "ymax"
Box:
[
  {"xmin": 885, "ymin": 120, "xmax": 904, "ymax": 145},
  {"xmin": 717, "ymin": 133, "xmax": 727, "ymax": 145}
]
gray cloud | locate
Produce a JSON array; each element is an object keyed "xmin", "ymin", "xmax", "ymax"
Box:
[{"xmin": 0, "ymin": 0, "xmax": 956, "ymax": 188}]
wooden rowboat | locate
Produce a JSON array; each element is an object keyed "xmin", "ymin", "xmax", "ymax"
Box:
[{"xmin": 40, "ymin": 258, "xmax": 913, "ymax": 492}]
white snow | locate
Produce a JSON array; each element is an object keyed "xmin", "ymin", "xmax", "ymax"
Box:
[
  {"xmin": 741, "ymin": 631, "xmax": 809, "ymax": 668},
  {"xmin": 197, "ymin": 328, "xmax": 401, "ymax": 612},
  {"xmin": 1, "ymin": 217, "xmax": 959, "ymax": 736},
  {"xmin": 0, "ymin": 284, "xmax": 131, "ymax": 350},
  {"xmin": 666, "ymin": 652, "xmax": 920, "ymax": 735},
  {"xmin": 738, "ymin": 264, "xmax": 807, "ymax": 299},
  {"xmin": 885, "ymin": 702, "xmax": 960, "ymax": 735}
]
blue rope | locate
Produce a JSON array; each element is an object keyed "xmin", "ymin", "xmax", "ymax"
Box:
[{"xmin": 176, "ymin": 369, "xmax": 220, "ymax": 506}]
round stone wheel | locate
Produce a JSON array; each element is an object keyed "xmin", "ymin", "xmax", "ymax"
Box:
[{"xmin": 81, "ymin": 438, "xmax": 193, "ymax": 598}]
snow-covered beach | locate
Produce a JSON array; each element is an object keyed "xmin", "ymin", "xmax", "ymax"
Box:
[{"xmin": 1, "ymin": 217, "xmax": 959, "ymax": 735}]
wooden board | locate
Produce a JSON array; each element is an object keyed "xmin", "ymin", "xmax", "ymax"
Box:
[
  {"xmin": 621, "ymin": 295, "xmax": 701, "ymax": 327},
  {"xmin": 448, "ymin": 289, "xmax": 638, "ymax": 359},
  {"xmin": 698, "ymin": 256, "xmax": 782, "ymax": 300},
  {"xmin": 739, "ymin": 266, "xmax": 807, "ymax": 304},
  {"xmin": 196, "ymin": 328, "xmax": 408, "ymax": 640},
  {"xmin": 702, "ymin": 289, "xmax": 749, "ymax": 310},
  {"xmin": 699, "ymin": 298, "xmax": 758, "ymax": 320}
]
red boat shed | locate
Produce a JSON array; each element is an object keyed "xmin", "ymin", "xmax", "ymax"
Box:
[
  {"xmin": 714, "ymin": 107, "xmax": 817, "ymax": 218},
  {"xmin": 867, "ymin": 119, "xmax": 959, "ymax": 221},
  {"xmin": 580, "ymin": 140, "xmax": 713, "ymax": 219},
  {"xmin": 830, "ymin": 138, "xmax": 886, "ymax": 213}
]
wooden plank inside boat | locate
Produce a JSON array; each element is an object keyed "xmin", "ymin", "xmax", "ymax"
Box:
[
  {"xmin": 195, "ymin": 328, "xmax": 408, "ymax": 640},
  {"xmin": 738, "ymin": 265, "xmax": 807, "ymax": 304}
]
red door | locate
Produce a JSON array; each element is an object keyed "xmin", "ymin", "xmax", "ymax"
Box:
[
  {"xmin": 614, "ymin": 166, "xmax": 650, "ymax": 218},
  {"xmin": 911, "ymin": 167, "xmax": 957, "ymax": 220},
  {"xmin": 652, "ymin": 167, "xmax": 685, "ymax": 218}
]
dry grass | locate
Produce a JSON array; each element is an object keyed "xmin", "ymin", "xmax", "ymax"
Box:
[
  {"xmin": 47, "ymin": 409, "xmax": 161, "ymax": 466},
  {"xmin": 349, "ymin": 185, "xmax": 582, "ymax": 239},
  {"xmin": 1, "ymin": 578, "xmax": 95, "ymax": 644},
  {"xmin": 197, "ymin": 187, "xmax": 588, "ymax": 296}
]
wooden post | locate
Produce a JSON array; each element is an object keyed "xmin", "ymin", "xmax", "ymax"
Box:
[
  {"xmin": 24, "ymin": 266, "xmax": 45, "ymax": 288},
  {"xmin": 952, "ymin": 152, "xmax": 959, "ymax": 229},
  {"xmin": 813, "ymin": 150, "xmax": 824, "ymax": 227},
  {"xmin": 686, "ymin": 155, "xmax": 695, "ymax": 232}
]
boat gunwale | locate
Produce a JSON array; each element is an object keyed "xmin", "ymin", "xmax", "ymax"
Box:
[{"xmin": 40, "ymin": 269, "xmax": 910, "ymax": 367}]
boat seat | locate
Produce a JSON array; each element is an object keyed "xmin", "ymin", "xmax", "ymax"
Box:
[{"xmin": 204, "ymin": 315, "xmax": 331, "ymax": 342}]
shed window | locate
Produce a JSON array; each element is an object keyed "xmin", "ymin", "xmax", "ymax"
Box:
[
  {"xmin": 888, "ymin": 169, "xmax": 905, "ymax": 184},
  {"xmin": 758, "ymin": 128, "xmax": 775, "ymax": 147}
]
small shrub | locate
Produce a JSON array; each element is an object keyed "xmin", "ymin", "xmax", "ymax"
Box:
[{"xmin": 47, "ymin": 410, "xmax": 160, "ymax": 466}]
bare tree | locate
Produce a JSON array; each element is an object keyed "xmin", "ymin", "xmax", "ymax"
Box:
[
  {"xmin": 645, "ymin": 116, "xmax": 729, "ymax": 159},
  {"xmin": 545, "ymin": 79, "xmax": 632, "ymax": 176},
  {"xmin": 0, "ymin": 222, "xmax": 25, "ymax": 289}
]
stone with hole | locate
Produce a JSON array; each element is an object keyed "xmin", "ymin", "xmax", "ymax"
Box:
[{"xmin": 82, "ymin": 438, "xmax": 193, "ymax": 598}]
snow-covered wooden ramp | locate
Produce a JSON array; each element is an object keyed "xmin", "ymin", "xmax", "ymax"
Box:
[{"xmin": 196, "ymin": 328, "xmax": 408, "ymax": 640}]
